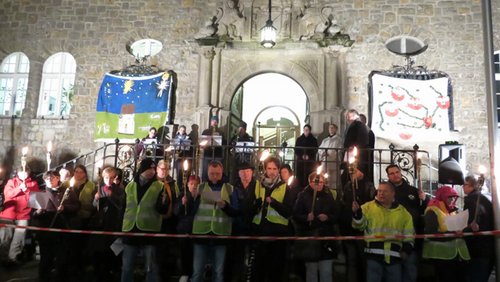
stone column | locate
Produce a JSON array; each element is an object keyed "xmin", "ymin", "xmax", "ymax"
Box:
[
  {"xmin": 324, "ymin": 51, "xmax": 339, "ymax": 109},
  {"xmin": 211, "ymin": 48, "xmax": 222, "ymax": 107},
  {"xmin": 197, "ymin": 46, "xmax": 216, "ymax": 107}
]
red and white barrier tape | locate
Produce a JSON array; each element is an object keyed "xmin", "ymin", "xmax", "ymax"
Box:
[{"xmin": 0, "ymin": 223, "xmax": 498, "ymax": 241}]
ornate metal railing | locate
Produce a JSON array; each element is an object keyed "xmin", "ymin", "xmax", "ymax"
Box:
[{"xmin": 44, "ymin": 139, "xmax": 434, "ymax": 195}]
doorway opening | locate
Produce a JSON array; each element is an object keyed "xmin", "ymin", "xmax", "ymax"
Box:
[{"xmin": 229, "ymin": 72, "xmax": 308, "ymax": 148}]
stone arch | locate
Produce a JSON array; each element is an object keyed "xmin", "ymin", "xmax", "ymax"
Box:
[{"xmin": 219, "ymin": 58, "xmax": 322, "ymax": 113}]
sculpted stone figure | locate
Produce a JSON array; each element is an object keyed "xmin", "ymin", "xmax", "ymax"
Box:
[
  {"xmin": 194, "ymin": 16, "xmax": 218, "ymax": 39},
  {"xmin": 216, "ymin": 0, "xmax": 245, "ymax": 40}
]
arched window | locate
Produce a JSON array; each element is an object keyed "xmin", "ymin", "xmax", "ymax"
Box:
[
  {"xmin": 0, "ymin": 52, "xmax": 30, "ymax": 116},
  {"xmin": 37, "ymin": 52, "xmax": 76, "ymax": 117}
]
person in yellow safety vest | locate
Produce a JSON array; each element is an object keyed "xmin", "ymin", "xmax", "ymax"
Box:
[
  {"xmin": 121, "ymin": 158, "xmax": 169, "ymax": 282},
  {"xmin": 251, "ymin": 156, "xmax": 294, "ymax": 282},
  {"xmin": 422, "ymin": 185, "xmax": 470, "ymax": 282},
  {"xmin": 352, "ymin": 181, "xmax": 415, "ymax": 282},
  {"xmin": 191, "ymin": 160, "xmax": 238, "ymax": 282}
]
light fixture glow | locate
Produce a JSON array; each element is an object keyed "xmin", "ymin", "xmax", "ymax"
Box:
[{"xmin": 260, "ymin": 0, "xmax": 276, "ymax": 48}]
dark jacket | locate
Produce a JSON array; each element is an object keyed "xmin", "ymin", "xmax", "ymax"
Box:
[
  {"xmin": 91, "ymin": 183, "xmax": 125, "ymax": 231},
  {"xmin": 293, "ymin": 186, "xmax": 338, "ymax": 260},
  {"xmin": 231, "ymin": 179, "xmax": 258, "ymax": 235},
  {"xmin": 392, "ymin": 180, "xmax": 429, "ymax": 233},
  {"xmin": 175, "ymin": 190, "xmax": 200, "ymax": 234},
  {"xmin": 463, "ymin": 191, "xmax": 494, "ymax": 259}
]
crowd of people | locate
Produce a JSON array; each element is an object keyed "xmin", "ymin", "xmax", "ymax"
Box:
[{"xmin": 0, "ymin": 109, "xmax": 495, "ymax": 282}]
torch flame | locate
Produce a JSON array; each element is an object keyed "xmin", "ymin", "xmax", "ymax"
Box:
[
  {"xmin": 348, "ymin": 146, "xmax": 358, "ymax": 164},
  {"xmin": 316, "ymin": 165, "xmax": 322, "ymax": 175},
  {"xmin": 22, "ymin": 147, "xmax": 28, "ymax": 156},
  {"xmin": 183, "ymin": 159, "xmax": 189, "ymax": 171},
  {"xmin": 47, "ymin": 141, "xmax": 53, "ymax": 152},
  {"xmin": 478, "ymin": 165, "xmax": 487, "ymax": 175},
  {"xmin": 259, "ymin": 150, "xmax": 270, "ymax": 162}
]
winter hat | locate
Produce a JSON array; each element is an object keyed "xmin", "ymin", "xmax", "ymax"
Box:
[
  {"xmin": 239, "ymin": 121, "xmax": 247, "ymax": 129},
  {"xmin": 137, "ymin": 158, "xmax": 156, "ymax": 175},
  {"xmin": 434, "ymin": 185, "xmax": 459, "ymax": 202},
  {"xmin": 427, "ymin": 185, "xmax": 459, "ymax": 211},
  {"xmin": 238, "ymin": 162, "xmax": 254, "ymax": 171}
]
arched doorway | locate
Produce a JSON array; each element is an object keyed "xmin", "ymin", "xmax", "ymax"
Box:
[{"xmin": 229, "ymin": 73, "xmax": 308, "ymax": 146}]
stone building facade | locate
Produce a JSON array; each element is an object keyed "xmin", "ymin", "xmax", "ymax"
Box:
[{"xmin": 0, "ymin": 0, "xmax": 499, "ymax": 182}]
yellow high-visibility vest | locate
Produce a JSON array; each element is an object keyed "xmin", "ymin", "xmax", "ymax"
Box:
[
  {"xmin": 422, "ymin": 205, "xmax": 470, "ymax": 260},
  {"xmin": 252, "ymin": 181, "xmax": 288, "ymax": 226},
  {"xmin": 192, "ymin": 183, "xmax": 233, "ymax": 235},
  {"xmin": 122, "ymin": 180, "xmax": 164, "ymax": 232}
]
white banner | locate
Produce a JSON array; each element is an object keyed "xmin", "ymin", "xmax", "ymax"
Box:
[{"xmin": 371, "ymin": 74, "xmax": 451, "ymax": 142}]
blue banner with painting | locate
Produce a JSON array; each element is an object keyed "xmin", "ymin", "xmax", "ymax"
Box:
[{"xmin": 95, "ymin": 72, "xmax": 172, "ymax": 142}]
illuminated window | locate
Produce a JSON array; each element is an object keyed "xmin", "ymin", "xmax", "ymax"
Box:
[
  {"xmin": 0, "ymin": 52, "xmax": 29, "ymax": 116},
  {"xmin": 37, "ymin": 52, "xmax": 76, "ymax": 117}
]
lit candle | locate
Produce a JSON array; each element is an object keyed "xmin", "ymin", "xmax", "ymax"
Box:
[
  {"xmin": 69, "ymin": 177, "xmax": 75, "ymax": 188},
  {"xmin": 47, "ymin": 141, "xmax": 53, "ymax": 171},
  {"xmin": 287, "ymin": 175, "xmax": 295, "ymax": 186},
  {"xmin": 21, "ymin": 146, "xmax": 29, "ymax": 172},
  {"xmin": 182, "ymin": 159, "xmax": 189, "ymax": 215}
]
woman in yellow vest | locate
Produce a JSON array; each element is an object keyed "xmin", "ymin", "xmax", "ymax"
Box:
[
  {"xmin": 251, "ymin": 156, "xmax": 294, "ymax": 282},
  {"xmin": 423, "ymin": 185, "xmax": 470, "ymax": 282}
]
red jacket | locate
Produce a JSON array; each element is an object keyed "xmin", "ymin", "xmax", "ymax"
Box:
[{"xmin": 0, "ymin": 176, "xmax": 40, "ymax": 220}]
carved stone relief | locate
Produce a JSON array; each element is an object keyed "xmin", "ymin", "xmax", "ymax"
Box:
[{"xmin": 195, "ymin": 0, "xmax": 354, "ymax": 47}]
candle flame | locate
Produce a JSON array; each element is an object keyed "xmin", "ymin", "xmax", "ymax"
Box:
[
  {"xmin": 259, "ymin": 150, "xmax": 270, "ymax": 162},
  {"xmin": 47, "ymin": 141, "xmax": 52, "ymax": 152},
  {"xmin": 478, "ymin": 165, "xmax": 487, "ymax": 175},
  {"xmin": 324, "ymin": 173, "xmax": 329, "ymax": 179},
  {"xmin": 21, "ymin": 147, "xmax": 28, "ymax": 156},
  {"xmin": 199, "ymin": 140, "xmax": 209, "ymax": 147},
  {"xmin": 70, "ymin": 177, "xmax": 75, "ymax": 187},
  {"xmin": 316, "ymin": 165, "xmax": 322, "ymax": 175},
  {"xmin": 183, "ymin": 159, "xmax": 189, "ymax": 171},
  {"xmin": 288, "ymin": 175, "xmax": 294, "ymax": 186}
]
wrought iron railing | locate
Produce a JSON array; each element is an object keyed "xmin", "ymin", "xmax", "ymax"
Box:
[{"xmin": 44, "ymin": 139, "xmax": 434, "ymax": 195}]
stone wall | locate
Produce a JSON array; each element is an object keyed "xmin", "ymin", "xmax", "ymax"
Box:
[{"xmin": 0, "ymin": 0, "xmax": 498, "ymax": 177}]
